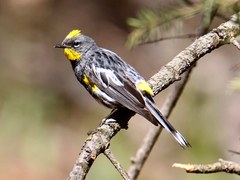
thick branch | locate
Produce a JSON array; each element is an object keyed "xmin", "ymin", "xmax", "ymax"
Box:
[
  {"xmin": 67, "ymin": 108, "xmax": 134, "ymax": 180},
  {"xmin": 67, "ymin": 13, "xmax": 240, "ymax": 180},
  {"xmin": 173, "ymin": 159, "xmax": 240, "ymax": 175},
  {"xmin": 148, "ymin": 13, "xmax": 240, "ymax": 95}
]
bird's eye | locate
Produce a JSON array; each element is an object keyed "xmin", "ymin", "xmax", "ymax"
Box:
[{"xmin": 73, "ymin": 40, "xmax": 81, "ymax": 48}]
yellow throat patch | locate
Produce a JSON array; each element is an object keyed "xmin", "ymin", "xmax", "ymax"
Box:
[
  {"xmin": 136, "ymin": 81, "xmax": 153, "ymax": 95},
  {"xmin": 64, "ymin": 48, "xmax": 81, "ymax": 61}
]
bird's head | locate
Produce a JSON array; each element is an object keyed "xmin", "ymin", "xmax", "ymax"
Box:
[{"xmin": 55, "ymin": 29, "xmax": 95, "ymax": 61}]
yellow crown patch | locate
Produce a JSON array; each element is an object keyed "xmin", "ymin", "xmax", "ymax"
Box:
[{"xmin": 66, "ymin": 29, "xmax": 81, "ymax": 39}]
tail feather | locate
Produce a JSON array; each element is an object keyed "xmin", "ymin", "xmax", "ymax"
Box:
[
  {"xmin": 171, "ymin": 130, "xmax": 191, "ymax": 148},
  {"xmin": 145, "ymin": 99, "xmax": 191, "ymax": 148}
]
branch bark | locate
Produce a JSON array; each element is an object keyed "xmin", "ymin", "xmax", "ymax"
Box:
[
  {"xmin": 173, "ymin": 159, "xmax": 240, "ymax": 175},
  {"xmin": 67, "ymin": 13, "xmax": 240, "ymax": 180}
]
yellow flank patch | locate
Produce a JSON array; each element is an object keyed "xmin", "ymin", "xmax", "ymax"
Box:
[
  {"xmin": 137, "ymin": 81, "xmax": 153, "ymax": 95},
  {"xmin": 83, "ymin": 74, "xmax": 90, "ymax": 85},
  {"xmin": 92, "ymin": 85, "xmax": 99, "ymax": 92},
  {"xmin": 64, "ymin": 48, "xmax": 81, "ymax": 61},
  {"xmin": 66, "ymin": 29, "xmax": 81, "ymax": 39},
  {"xmin": 83, "ymin": 74, "xmax": 99, "ymax": 92}
]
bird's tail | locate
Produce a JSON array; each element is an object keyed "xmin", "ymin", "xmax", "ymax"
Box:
[{"xmin": 145, "ymin": 99, "xmax": 191, "ymax": 148}]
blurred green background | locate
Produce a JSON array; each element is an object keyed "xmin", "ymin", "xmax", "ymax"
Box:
[{"xmin": 0, "ymin": 0, "xmax": 239, "ymax": 180}]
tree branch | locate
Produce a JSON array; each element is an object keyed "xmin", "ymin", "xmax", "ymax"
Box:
[
  {"xmin": 67, "ymin": 108, "xmax": 135, "ymax": 180},
  {"xmin": 67, "ymin": 12, "xmax": 240, "ymax": 180},
  {"xmin": 173, "ymin": 159, "xmax": 240, "ymax": 175},
  {"xmin": 148, "ymin": 13, "xmax": 240, "ymax": 95}
]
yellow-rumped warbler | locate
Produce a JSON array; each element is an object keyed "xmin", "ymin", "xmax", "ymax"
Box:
[{"xmin": 55, "ymin": 30, "xmax": 190, "ymax": 148}]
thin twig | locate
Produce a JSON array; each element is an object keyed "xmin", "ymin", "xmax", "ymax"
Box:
[
  {"xmin": 140, "ymin": 34, "xmax": 197, "ymax": 45},
  {"xmin": 216, "ymin": 13, "xmax": 230, "ymax": 21},
  {"xmin": 173, "ymin": 159, "xmax": 240, "ymax": 175},
  {"xmin": 104, "ymin": 148, "xmax": 131, "ymax": 180},
  {"xmin": 228, "ymin": 149, "xmax": 240, "ymax": 155}
]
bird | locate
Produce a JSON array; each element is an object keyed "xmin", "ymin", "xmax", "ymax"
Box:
[{"xmin": 55, "ymin": 29, "xmax": 190, "ymax": 148}]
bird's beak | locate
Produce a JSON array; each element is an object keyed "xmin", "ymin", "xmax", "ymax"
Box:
[{"xmin": 54, "ymin": 44, "xmax": 66, "ymax": 48}]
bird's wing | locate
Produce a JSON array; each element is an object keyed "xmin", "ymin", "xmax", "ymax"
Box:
[
  {"xmin": 86, "ymin": 63, "xmax": 156, "ymax": 121},
  {"xmin": 91, "ymin": 65, "xmax": 145, "ymax": 107}
]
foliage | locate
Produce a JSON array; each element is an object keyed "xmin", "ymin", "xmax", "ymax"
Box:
[{"xmin": 127, "ymin": 0, "xmax": 240, "ymax": 47}]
